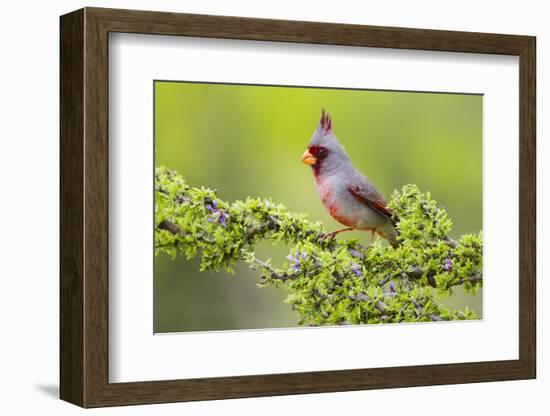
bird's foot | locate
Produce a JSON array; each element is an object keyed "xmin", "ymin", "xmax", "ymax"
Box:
[
  {"xmin": 317, "ymin": 232, "xmax": 337, "ymax": 242},
  {"xmin": 317, "ymin": 227, "xmax": 354, "ymax": 243}
]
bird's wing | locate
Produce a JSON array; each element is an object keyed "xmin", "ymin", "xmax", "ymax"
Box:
[{"xmin": 346, "ymin": 174, "xmax": 394, "ymax": 220}]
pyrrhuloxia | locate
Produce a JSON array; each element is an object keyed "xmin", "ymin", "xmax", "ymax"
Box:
[{"xmin": 301, "ymin": 110, "xmax": 398, "ymax": 247}]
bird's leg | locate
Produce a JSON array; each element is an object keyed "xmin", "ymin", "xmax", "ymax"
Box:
[
  {"xmin": 367, "ymin": 228, "xmax": 377, "ymax": 247},
  {"xmin": 319, "ymin": 227, "xmax": 354, "ymax": 241}
]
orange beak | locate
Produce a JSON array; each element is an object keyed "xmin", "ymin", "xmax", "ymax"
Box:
[{"xmin": 301, "ymin": 149, "xmax": 317, "ymax": 166}]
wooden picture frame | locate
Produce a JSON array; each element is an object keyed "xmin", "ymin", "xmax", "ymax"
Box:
[{"xmin": 60, "ymin": 7, "xmax": 536, "ymax": 408}]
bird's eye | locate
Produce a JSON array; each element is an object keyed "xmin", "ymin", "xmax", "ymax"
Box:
[{"xmin": 317, "ymin": 147, "xmax": 328, "ymax": 158}]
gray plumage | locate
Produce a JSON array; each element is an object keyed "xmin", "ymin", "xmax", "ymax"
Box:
[{"xmin": 303, "ymin": 110, "xmax": 398, "ymax": 247}]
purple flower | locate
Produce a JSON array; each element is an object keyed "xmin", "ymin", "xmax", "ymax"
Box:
[
  {"xmin": 219, "ymin": 211, "xmax": 229, "ymax": 227},
  {"xmin": 443, "ymin": 258, "xmax": 453, "ymax": 272},
  {"xmin": 206, "ymin": 200, "xmax": 218, "ymax": 213},
  {"xmin": 205, "ymin": 200, "xmax": 229, "ymax": 227},
  {"xmin": 384, "ymin": 282, "xmax": 397, "ymax": 297},
  {"xmin": 287, "ymin": 252, "xmax": 307, "ymax": 273},
  {"xmin": 350, "ymin": 262, "xmax": 363, "ymax": 278}
]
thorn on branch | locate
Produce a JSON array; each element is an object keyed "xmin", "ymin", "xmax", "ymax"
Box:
[
  {"xmin": 445, "ymin": 235, "xmax": 459, "ymax": 248},
  {"xmin": 409, "ymin": 266, "xmax": 424, "ymax": 279},
  {"xmin": 158, "ymin": 220, "xmax": 181, "ymax": 235},
  {"xmin": 428, "ymin": 314, "xmax": 445, "ymax": 321},
  {"xmin": 252, "ymin": 257, "xmax": 296, "ymax": 281}
]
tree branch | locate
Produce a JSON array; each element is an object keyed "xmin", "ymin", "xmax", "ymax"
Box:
[{"xmin": 155, "ymin": 167, "xmax": 483, "ymax": 325}]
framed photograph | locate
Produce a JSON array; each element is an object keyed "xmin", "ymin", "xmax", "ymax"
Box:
[{"xmin": 60, "ymin": 7, "xmax": 536, "ymax": 408}]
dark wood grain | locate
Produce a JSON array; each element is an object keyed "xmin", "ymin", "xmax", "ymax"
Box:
[
  {"xmin": 59, "ymin": 8, "xmax": 84, "ymax": 406},
  {"xmin": 83, "ymin": 9, "xmax": 110, "ymax": 406},
  {"xmin": 518, "ymin": 38, "xmax": 537, "ymax": 376},
  {"xmin": 88, "ymin": 7, "xmax": 532, "ymax": 54},
  {"xmin": 60, "ymin": 7, "xmax": 537, "ymax": 408}
]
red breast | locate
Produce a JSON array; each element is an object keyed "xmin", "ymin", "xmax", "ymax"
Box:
[{"xmin": 316, "ymin": 176, "xmax": 357, "ymax": 228}]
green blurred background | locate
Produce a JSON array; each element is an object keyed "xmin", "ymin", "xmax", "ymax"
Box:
[{"xmin": 154, "ymin": 81, "xmax": 482, "ymax": 333}]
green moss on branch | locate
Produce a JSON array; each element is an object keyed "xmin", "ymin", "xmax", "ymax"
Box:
[{"xmin": 155, "ymin": 167, "xmax": 482, "ymax": 326}]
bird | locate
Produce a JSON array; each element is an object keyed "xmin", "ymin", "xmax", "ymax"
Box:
[{"xmin": 301, "ymin": 109, "xmax": 399, "ymax": 247}]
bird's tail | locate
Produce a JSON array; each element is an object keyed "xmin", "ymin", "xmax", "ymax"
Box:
[
  {"xmin": 389, "ymin": 235, "xmax": 400, "ymax": 248},
  {"xmin": 389, "ymin": 213, "xmax": 400, "ymax": 248},
  {"xmin": 378, "ymin": 222, "xmax": 400, "ymax": 248}
]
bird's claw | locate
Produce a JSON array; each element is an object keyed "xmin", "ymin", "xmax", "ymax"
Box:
[
  {"xmin": 317, "ymin": 227, "xmax": 354, "ymax": 243},
  {"xmin": 317, "ymin": 231, "xmax": 337, "ymax": 243}
]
